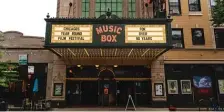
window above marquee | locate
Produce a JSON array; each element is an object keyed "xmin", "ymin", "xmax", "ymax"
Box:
[
  {"xmin": 82, "ymin": 0, "xmax": 90, "ymax": 17},
  {"xmin": 188, "ymin": 0, "xmax": 201, "ymax": 12},
  {"xmin": 168, "ymin": 0, "xmax": 182, "ymax": 15},
  {"xmin": 95, "ymin": 0, "xmax": 123, "ymax": 18},
  {"xmin": 128, "ymin": 0, "xmax": 136, "ymax": 18}
]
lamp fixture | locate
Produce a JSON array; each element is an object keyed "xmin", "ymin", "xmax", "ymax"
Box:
[
  {"xmin": 69, "ymin": 69, "xmax": 73, "ymax": 73},
  {"xmin": 114, "ymin": 65, "xmax": 118, "ymax": 68},
  {"xmin": 77, "ymin": 65, "xmax": 81, "ymax": 67},
  {"xmin": 95, "ymin": 65, "xmax": 99, "ymax": 68}
]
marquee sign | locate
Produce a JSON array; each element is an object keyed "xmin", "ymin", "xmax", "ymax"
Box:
[
  {"xmin": 125, "ymin": 25, "xmax": 166, "ymax": 43},
  {"xmin": 48, "ymin": 24, "xmax": 169, "ymax": 46},
  {"xmin": 51, "ymin": 25, "xmax": 93, "ymax": 43}
]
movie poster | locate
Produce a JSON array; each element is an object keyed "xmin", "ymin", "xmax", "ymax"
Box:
[
  {"xmin": 167, "ymin": 80, "xmax": 178, "ymax": 94},
  {"xmin": 218, "ymin": 80, "xmax": 224, "ymax": 94},
  {"xmin": 181, "ymin": 80, "xmax": 192, "ymax": 94},
  {"xmin": 53, "ymin": 83, "xmax": 63, "ymax": 96},
  {"xmin": 193, "ymin": 76, "xmax": 212, "ymax": 88},
  {"xmin": 155, "ymin": 83, "xmax": 164, "ymax": 96}
]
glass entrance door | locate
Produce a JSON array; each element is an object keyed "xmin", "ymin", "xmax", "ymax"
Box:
[
  {"xmin": 80, "ymin": 81, "xmax": 98, "ymax": 106},
  {"xmin": 116, "ymin": 81, "xmax": 135, "ymax": 106},
  {"xmin": 66, "ymin": 81, "xmax": 81, "ymax": 106},
  {"xmin": 135, "ymin": 81, "xmax": 151, "ymax": 106},
  {"xmin": 98, "ymin": 80, "xmax": 116, "ymax": 106}
]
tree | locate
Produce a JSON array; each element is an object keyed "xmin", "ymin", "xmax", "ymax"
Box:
[
  {"xmin": 0, "ymin": 52, "xmax": 19, "ymax": 88},
  {"xmin": 211, "ymin": 0, "xmax": 224, "ymax": 27}
]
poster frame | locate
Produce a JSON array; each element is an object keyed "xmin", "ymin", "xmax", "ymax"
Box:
[
  {"xmin": 167, "ymin": 80, "xmax": 178, "ymax": 94},
  {"xmin": 53, "ymin": 83, "xmax": 63, "ymax": 96},
  {"xmin": 218, "ymin": 80, "xmax": 224, "ymax": 94},
  {"xmin": 180, "ymin": 80, "xmax": 192, "ymax": 94},
  {"xmin": 154, "ymin": 83, "xmax": 164, "ymax": 96}
]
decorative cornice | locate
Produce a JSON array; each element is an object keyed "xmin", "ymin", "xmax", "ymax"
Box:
[{"xmin": 44, "ymin": 17, "xmax": 173, "ymax": 23}]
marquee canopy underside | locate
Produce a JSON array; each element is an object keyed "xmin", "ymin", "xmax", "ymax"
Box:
[{"xmin": 50, "ymin": 48, "xmax": 168, "ymax": 60}]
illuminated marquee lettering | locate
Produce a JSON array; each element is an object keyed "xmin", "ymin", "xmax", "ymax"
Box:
[
  {"xmin": 72, "ymin": 32, "xmax": 82, "ymax": 35},
  {"xmin": 96, "ymin": 25, "xmax": 122, "ymax": 35},
  {"xmin": 58, "ymin": 37, "xmax": 66, "ymax": 40},
  {"xmin": 51, "ymin": 25, "xmax": 93, "ymax": 43},
  {"xmin": 101, "ymin": 35, "xmax": 117, "ymax": 42},
  {"xmin": 63, "ymin": 27, "xmax": 80, "ymax": 30},
  {"xmin": 95, "ymin": 25, "xmax": 123, "ymax": 43},
  {"xmin": 69, "ymin": 37, "xmax": 84, "ymax": 40},
  {"xmin": 125, "ymin": 25, "xmax": 166, "ymax": 43}
]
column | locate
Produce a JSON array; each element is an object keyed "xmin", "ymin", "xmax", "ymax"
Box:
[
  {"xmin": 50, "ymin": 55, "xmax": 67, "ymax": 108},
  {"xmin": 123, "ymin": 0, "xmax": 128, "ymax": 18},
  {"xmin": 151, "ymin": 56, "xmax": 167, "ymax": 107},
  {"xmin": 89, "ymin": 0, "xmax": 95, "ymax": 17}
]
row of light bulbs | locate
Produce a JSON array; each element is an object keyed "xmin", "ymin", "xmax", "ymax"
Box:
[{"xmin": 76, "ymin": 65, "xmax": 118, "ymax": 68}]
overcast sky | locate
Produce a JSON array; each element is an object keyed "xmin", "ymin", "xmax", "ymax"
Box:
[
  {"xmin": 0, "ymin": 0, "xmax": 57, "ymax": 37},
  {"xmin": 0, "ymin": 0, "xmax": 216, "ymax": 37}
]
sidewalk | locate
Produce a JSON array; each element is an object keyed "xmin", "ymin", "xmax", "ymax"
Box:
[
  {"xmin": 8, "ymin": 107, "xmax": 210, "ymax": 111},
  {"xmin": 52, "ymin": 107, "xmax": 168, "ymax": 111},
  {"xmin": 52, "ymin": 107, "xmax": 209, "ymax": 111}
]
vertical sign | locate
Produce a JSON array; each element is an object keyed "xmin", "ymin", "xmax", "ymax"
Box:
[
  {"xmin": 28, "ymin": 66, "xmax": 34, "ymax": 74},
  {"xmin": 19, "ymin": 54, "xmax": 28, "ymax": 65}
]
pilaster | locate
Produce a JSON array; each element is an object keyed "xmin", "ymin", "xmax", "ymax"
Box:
[{"xmin": 151, "ymin": 56, "xmax": 166, "ymax": 102}]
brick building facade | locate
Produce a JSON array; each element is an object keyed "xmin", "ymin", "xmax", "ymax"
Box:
[{"xmin": 1, "ymin": 0, "xmax": 224, "ymax": 108}]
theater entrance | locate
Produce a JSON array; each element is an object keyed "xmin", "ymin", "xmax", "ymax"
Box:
[
  {"xmin": 116, "ymin": 81, "xmax": 151, "ymax": 107},
  {"xmin": 66, "ymin": 80, "xmax": 98, "ymax": 107},
  {"xmin": 66, "ymin": 65, "xmax": 152, "ymax": 107}
]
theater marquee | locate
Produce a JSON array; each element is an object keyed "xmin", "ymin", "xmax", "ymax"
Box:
[
  {"xmin": 48, "ymin": 23, "xmax": 169, "ymax": 46},
  {"xmin": 125, "ymin": 25, "xmax": 166, "ymax": 43},
  {"xmin": 51, "ymin": 24, "xmax": 93, "ymax": 43}
]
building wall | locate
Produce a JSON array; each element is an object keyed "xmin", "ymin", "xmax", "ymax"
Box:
[
  {"xmin": 163, "ymin": 0, "xmax": 224, "ymax": 61},
  {"xmin": 53, "ymin": 0, "xmax": 223, "ymax": 106},
  {"xmin": 0, "ymin": 31, "xmax": 57, "ymax": 103},
  {"xmin": 56, "ymin": 0, "xmax": 154, "ymax": 18},
  {"xmin": 166, "ymin": 0, "xmax": 215, "ymax": 49}
]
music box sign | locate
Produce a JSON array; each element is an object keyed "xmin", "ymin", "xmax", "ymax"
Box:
[
  {"xmin": 93, "ymin": 24, "xmax": 125, "ymax": 44},
  {"xmin": 51, "ymin": 24, "xmax": 93, "ymax": 43},
  {"xmin": 125, "ymin": 25, "xmax": 166, "ymax": 43}
]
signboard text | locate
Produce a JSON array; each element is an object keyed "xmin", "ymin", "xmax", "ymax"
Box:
[
  {"xmin": 125, "ymin": 25, "xmax": 166, "ymax": 43},
  {"xmin": 51, "ymin": 25, "xmax": 93, "ymax": 43},
  {"xmin": 95, "ymin": 25, "xmax": 123, "ymax": 43}
]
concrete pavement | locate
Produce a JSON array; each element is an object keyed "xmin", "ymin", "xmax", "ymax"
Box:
[
  {"xmin": 52, "ymin": 107, "xmax": 212, "ymax": 111},
  {"xmin": 52, "ymin": 107, "xmax": 169, "ymax": 111}
]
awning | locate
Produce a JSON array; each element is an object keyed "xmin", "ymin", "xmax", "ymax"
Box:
[
  {"xmin": 45, "ymin": 17, "xmax": 173, "ymax": 64},
  {"xmin": 50, "ymin": 48, "xmax": 168, "ymax": 61},
  {"xmin": 66, "ymin": 78, "xmax": 150, "ymax": 81}
]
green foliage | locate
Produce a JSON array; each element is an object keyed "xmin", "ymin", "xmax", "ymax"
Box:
[
  {"xmin": 0, "ymin": 61, "xmax": 19, "ymax": 88},
  {"xmin": 211, "ymin": 0, "xmax": 224, "ymax": 27},
  {"xmin": 0, "ymin": 51, "xmax": 2, "ymax": 59}
]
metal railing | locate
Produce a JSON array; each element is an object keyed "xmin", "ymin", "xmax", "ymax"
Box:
[
  {"xmin": 198, "ymin": 97, "xmax": 220, "ymax": 111},
  {"xmin": 21, "ymin": 98, "xmax": 51, "ymax": 111}
]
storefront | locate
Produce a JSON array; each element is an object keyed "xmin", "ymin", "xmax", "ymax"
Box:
[
  {"xmin": 44, "ymin": 17, "xmax": 173, "ymax": 107},
  {"xmin": 165, "ymin": 64, "xmax": 224, "ymax": 107}
]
